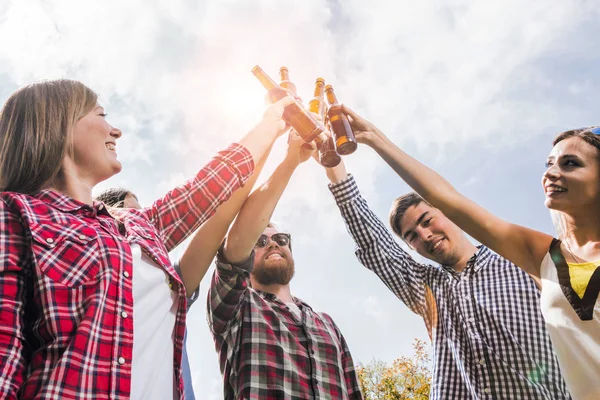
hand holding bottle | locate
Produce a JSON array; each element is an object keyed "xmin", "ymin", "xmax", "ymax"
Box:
[
  {"xmin": 285, "ymin": 130, "xmax": 317, "ymax": 166},
  {"xmin": 341, "ymin": 105, "xmax": 385, "ymax": 147}
]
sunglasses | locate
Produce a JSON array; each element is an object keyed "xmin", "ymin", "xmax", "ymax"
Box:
[
  {"xmin": 584, "ymin": 127, "xmax": 600, "ymax": 135},
  {"xmin": 255, "ymin": 233, "xmax": 291, "ymax": 248}
]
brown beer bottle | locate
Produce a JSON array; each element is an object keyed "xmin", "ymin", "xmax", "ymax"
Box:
[
  {"xmin": 251, "ymin": 65, "xmax": 324, "ymax": 143},
  {"xmin": 309, "ymin": 78, "xmax": 341, "ymax": 167},
  {"xmin": 279, "ymin": 67, "xmax": 298, "ymax": 95},
  {"xmin": 325, "ymin": 84, "xmax": 357, "ymax": 155}
]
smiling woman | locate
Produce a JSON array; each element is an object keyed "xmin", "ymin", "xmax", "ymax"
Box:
[{"xmin": 0, "ymin": 78, "xmax": 293, "ymax": 399}]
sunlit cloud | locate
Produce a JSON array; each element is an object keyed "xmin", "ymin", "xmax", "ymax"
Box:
[{"xmin": 2, "ymin": 0, "xmax": 599, "ymax": 394}]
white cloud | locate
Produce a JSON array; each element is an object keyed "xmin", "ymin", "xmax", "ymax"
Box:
[{"xmin": 2, "ymin": 0, "xmax": 599, "ymax": 395}]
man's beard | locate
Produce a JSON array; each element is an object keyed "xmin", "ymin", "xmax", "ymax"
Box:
[{"xmin": 252, "ymin": 257, "xmax": 295, "ymax": 285}]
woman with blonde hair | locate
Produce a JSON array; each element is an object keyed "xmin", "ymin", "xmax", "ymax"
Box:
[
  {"xmin": 0, "ymin": 79, "xmax": 292, "ymax": 399},
  {"xmin": 338, "ymin": 105, "xmax": 599, "ymax": 400}
]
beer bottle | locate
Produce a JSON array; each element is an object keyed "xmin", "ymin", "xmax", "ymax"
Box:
[
  {"xmin": 325, "ymin": 85, "xmax": 357, "ymax": 155},
  {"xmin": 279, "ymin": 67, "xmax": 298, "ymax": 95},
  {"xmin": 251, "ymin": 65, "xmax": 324, "ymax": 143},
  {"xmin": 309, "ymin": 78, "xmax": 341, "ymax": 167}
]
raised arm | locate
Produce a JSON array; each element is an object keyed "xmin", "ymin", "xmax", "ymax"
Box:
[
  {"xmin": 0, "ymin": 198, "xmax": 30, "ymax": 399},
  {"xmin": 343, "ymin": 105, "xmax": 552, "ymax": 281},
  {"xmin": 178, "ymin": 148, "xmax": 271, "ymax": 297},
  {"xmin": 207, "ymin": 133, "xmax": 313, "ymax": 333},
  {"xmin": 143, "ymin": 96, "xmax": 295, "ymax": 252},
  {"xmin": 324, "ymin": 160, "xmax": 431, "ymax": 316},
  {"xmin": 223, "ymin": 132, "xmax": 314, "ymax": 263}
]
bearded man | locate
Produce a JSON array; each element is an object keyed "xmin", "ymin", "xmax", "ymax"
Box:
[{"xmin": 207, "ymin": 133, "xmax": 363, "ymax": 400}]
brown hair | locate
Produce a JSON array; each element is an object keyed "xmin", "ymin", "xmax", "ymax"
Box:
[
  {"xmin": 0, "ymin": 79, "xmax": 98, "ymax": 194},
  {"xmin": 552, "ymin": 126, "xmax": 600, "ymax": 152},
  {"xmin": 94, "ymin": 188, "xmax": 136, "ymax": 208},
  {"xmin": 389, "ymin": 191, "xmax": 430, "ymax": 239}
]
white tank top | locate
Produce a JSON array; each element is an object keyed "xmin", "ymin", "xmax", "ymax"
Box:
[
  {"xmin": 130, "ymin": 244, "xmax": 178, "ymax": 399},
  {"xmin": 540, "ymin": 239, "xmax": 600, "ymax": 400}
]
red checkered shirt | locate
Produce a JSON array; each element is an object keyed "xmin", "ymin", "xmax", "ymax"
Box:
[
  {"xmin": 0, "ymin": 143, "xmax": 253, "ymax": 400},
  {"xmin": 207, "ymin": 250, "xmax": 363, "ymax": 400}
]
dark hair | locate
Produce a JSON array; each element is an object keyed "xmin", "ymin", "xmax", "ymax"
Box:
[
  {"xmin": 553, "ymin": 126, "xmax": 600, "ymax": 153},
  {"xmin": 389, "ymin": 192, "xmax": 430, "ymax": 239},
  {"xmin": 94, "ymin": 188, "xmax": 134, "ymax": 208},
  {"xmin": 0, "ymin": 79, "xmax": 98, "ymax": 193}
]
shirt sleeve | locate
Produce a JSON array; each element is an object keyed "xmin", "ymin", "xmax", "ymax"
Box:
[
  {"xmin": 206, "ymin": 245, "xmax": 254, "ymax": 336},
  {"xmin": 144, "ymin": 143, "xmax": 254, "ymax": 252},
  {"xmin": 0, "ymin": 198, "xmax": 31, "ymax": 399},
  {"xmin": 172, "ymin": 260, "xmax": 200, "ymax": 309},
  {"xmin": 328, "ymin": 174, "xmax": 432, "ymax": 317}
]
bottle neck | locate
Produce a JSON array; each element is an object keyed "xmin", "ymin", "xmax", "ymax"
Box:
[
  {"xmin": 253, "ymin": 70, "xmax": 278, "ymax": 91},
  {"xmin": 325, "ymin": 90, "xmax": 339, "ymax": 106}
]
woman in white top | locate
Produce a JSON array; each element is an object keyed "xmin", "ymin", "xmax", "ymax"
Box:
[{"xmin": 337, "ymin": 106, "xmax": 600, "ymax": 400}]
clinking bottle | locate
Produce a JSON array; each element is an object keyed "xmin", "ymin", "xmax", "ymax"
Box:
[
  {"xmin": 309, "ymin": 78, "xmax": 341, "ymax": 167},
  {"xmin": 251, "ymin": 65, "xmax": 325, "ymax": 144},
  {"xmin": 325, "ymin": 84, "xmax": 357, "ymax": 155}
]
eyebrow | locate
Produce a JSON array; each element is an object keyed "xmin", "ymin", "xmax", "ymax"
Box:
[
  {"xmin": 402, "ymin": 211, "xmax": 429, "ymax": 240},
  {"xmin": 547, "ymin": 153, "xmax": 580, "ymax": 161}
]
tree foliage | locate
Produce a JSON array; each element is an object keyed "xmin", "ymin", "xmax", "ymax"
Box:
[{"xmin": 357, "ymin": 339, "xmax": 431, "ymax": 400}]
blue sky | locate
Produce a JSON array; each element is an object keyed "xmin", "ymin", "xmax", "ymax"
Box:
[{"xmin": 1, "ymin": 0, "xmax": 599, "ymax": 397}]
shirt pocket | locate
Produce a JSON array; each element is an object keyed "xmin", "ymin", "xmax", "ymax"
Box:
[{"xmin": 30, "ymin": 223, "xmax": 101, "ymax": 288}]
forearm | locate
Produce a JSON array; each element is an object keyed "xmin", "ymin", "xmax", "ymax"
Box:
[
  {"xmin": 224, "ymin": 157, "xmax": 300, "ymax": 263},
  {"xmin": 179, "ymin": 149, "xmax": 271, "ymax": 297},
  {"xmin": 147, "ymin": 143, "xmax": 255, "ymax": 251},
  {"xmin": 329, "ymin": 175, "xmax": 428, "ymax": 315},
  {"xmin": 324, "ymin": 159, "xmax": 349, "ymax": 185},
  {"xmin": 237, "ymin": 119, "xmax": 280, "ymax": 165}
]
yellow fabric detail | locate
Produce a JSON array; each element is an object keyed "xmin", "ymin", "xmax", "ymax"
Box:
[{"xmin": 567, "ymin": 261, "xmax": 599, "ymax": 299}]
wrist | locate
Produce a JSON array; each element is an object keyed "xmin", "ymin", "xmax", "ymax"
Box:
[
  {"xmin": 366, "ymin": 128, "xmax": 387, "ymax": 150},
  {"xmin": 326, "ymin": 163, "xmax": 348, "ymax": 184},
  {"xmin": 281, "ymin": 154, "xmax": 302, "ymax": 170}
]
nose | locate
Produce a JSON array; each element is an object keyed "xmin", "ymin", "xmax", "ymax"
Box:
[
  {"xmin": 417, "ymin": 226, "xmax": 433, "ymax": 243},
  {"xmin": 110, "ymin": 126, "xmax": 122, "ymax": 139},
  {"xmin": 543, "ymin": 163, "xmax": 559, "ymax": 182}
]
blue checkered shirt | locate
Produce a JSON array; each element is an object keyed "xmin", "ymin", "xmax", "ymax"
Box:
[{"xmin": 329, "ymin": 175, "xmax": 571, "ymax": 400}]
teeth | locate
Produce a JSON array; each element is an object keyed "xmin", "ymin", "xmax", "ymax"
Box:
[
  {"xmin": 432, "ymin": 240, "xmax": 443, "ymax": 251},
  {"xmin": 266, "ymin": 253, "xmax": 282, "ymax": 260},
  {"xmin": 548, "ymin": 186, "xmax": 566, "ymax": 192},
  {"xmin": 106, "ymin": 143, "xmax": 116, "ymax": 151}
]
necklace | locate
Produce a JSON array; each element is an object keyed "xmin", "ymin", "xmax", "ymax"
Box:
[{"xmin": 564, "ymin": 240, "xmax": 584, "ymax": 264}]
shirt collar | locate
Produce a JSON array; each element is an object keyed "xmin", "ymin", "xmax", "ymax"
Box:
[
  {"xmin": 35, "ymin": 189, "xmax": 110, "ymax": 216},
  {"xmin": 255, "ymin": 289, "xmax": 313, "ymax": 310},
  {"xmin": 440, "ymin": 245, "xmax": 492, "ymax": 276}
]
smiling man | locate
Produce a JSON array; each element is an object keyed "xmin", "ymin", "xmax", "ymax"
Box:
[
  {"xmin": 207, "ymin": 133, "xmax": 362, "ymax": 400},
  {"xmin": 324, "ymin": 156, "xmax": 571, "ymax": 399}
]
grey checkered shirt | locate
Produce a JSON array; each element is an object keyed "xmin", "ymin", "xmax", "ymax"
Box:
[{"xmin": 329, "ymin": 174, "xmax": 571, "ymax": 400}]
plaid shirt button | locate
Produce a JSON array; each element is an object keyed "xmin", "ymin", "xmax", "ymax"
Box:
[
  {"xmin": 121, "ymin": 311, "xmax": 128, "ymax": 318},
  {"xmin": 45, "ymin": 238, "xmax": 54, "ymax": 243},
  {"xmin": 123, "ymin": 271, "xmax": 130, "ymax": 278},
  {"xmin": 118, "ymin": 357, "xmax": 126, "ymax": 365}
]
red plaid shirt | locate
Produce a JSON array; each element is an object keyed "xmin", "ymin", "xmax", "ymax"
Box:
[
  {"xmin": 0, "ymin": 143, "xmax": 253, "ymax": 400},
  {"xmin": 207, "ymin": 250, "xmax": 363, "ymax": 400}
]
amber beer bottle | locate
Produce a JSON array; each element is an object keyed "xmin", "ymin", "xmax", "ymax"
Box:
[
  {"xmin": 279, "ymin": 67, "xmax": 298, "ymax": 95},
  {"xmin": 251, "ymin": 65, "xmax": 324, "ymax": 143},
  {"xmin": 325, "ymin": 85, "xmax": 357, "ymax": 155},
  {"xmin": 309, "ymin": 78, "xmax": 340, "ymax": 167}
]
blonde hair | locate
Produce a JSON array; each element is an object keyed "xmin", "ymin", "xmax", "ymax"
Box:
[{"xmin": 0, "ymin": 79, "xmax": 98, "ymax": 194}]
